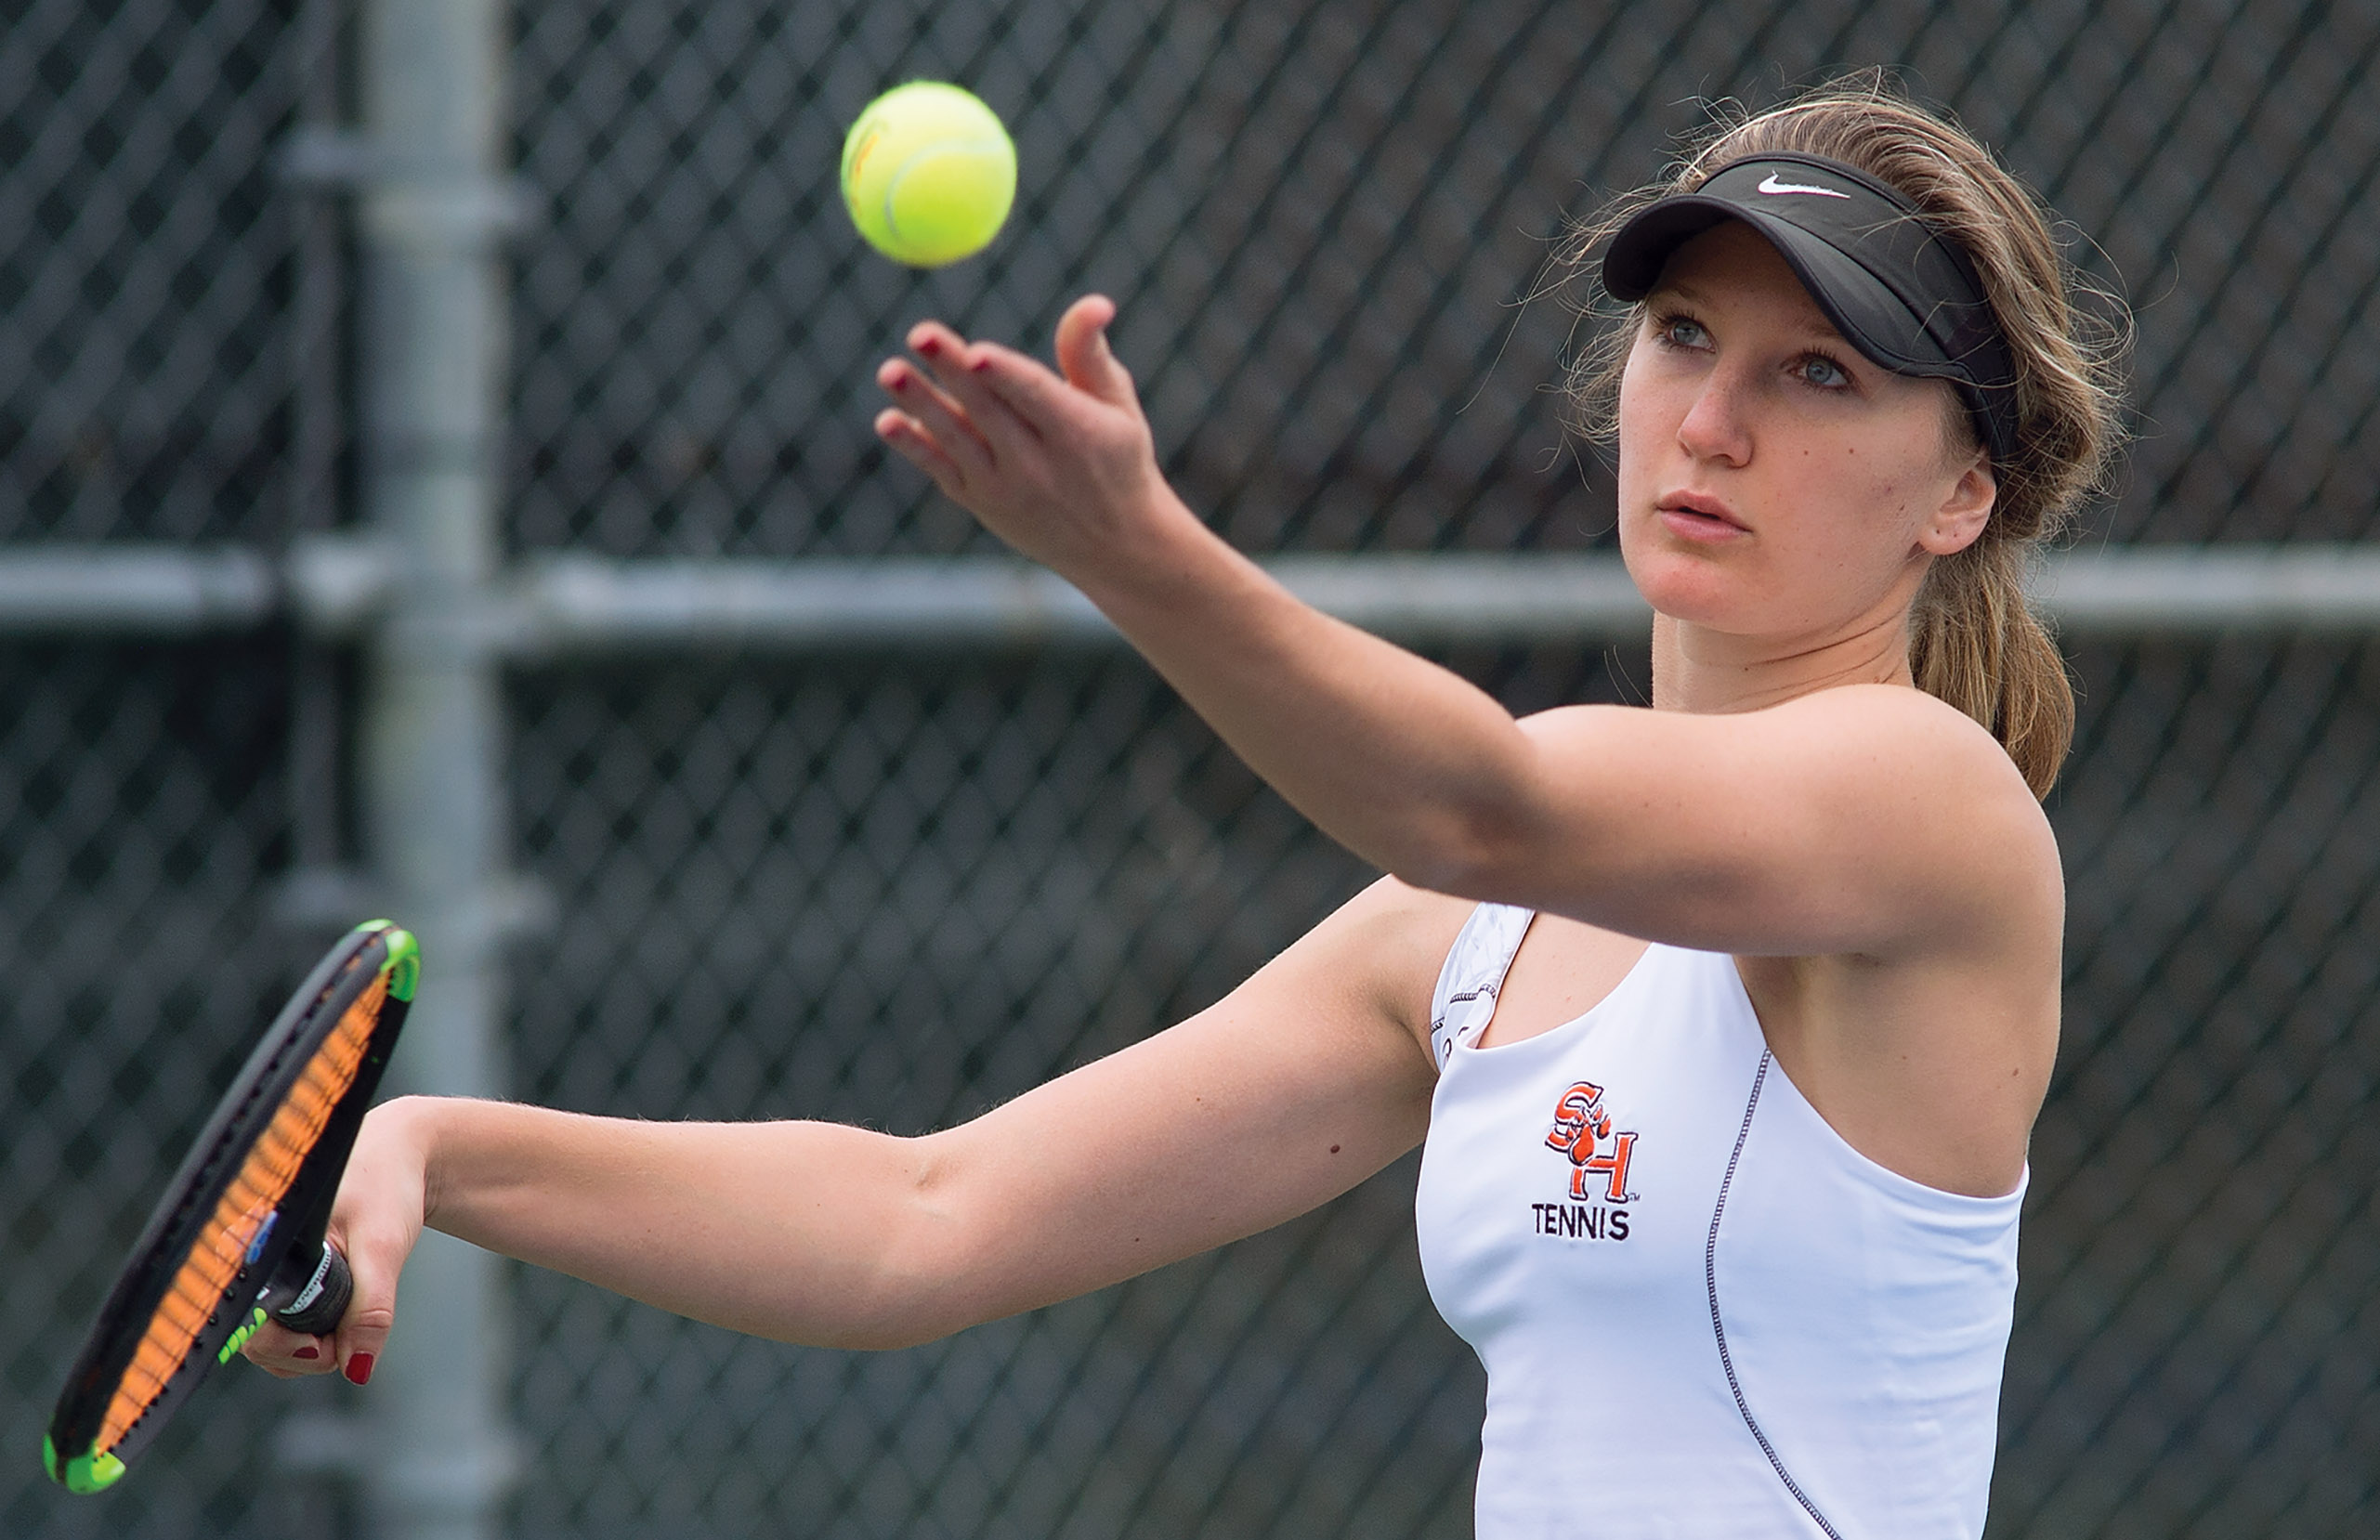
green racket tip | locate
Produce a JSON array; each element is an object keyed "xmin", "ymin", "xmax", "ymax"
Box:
[
  {"xmin": 354, "ymin": 920, "xmax": 422, "ymax": 1002},
  {"xmin": 44, "ymin": 1434, "xmax": 125, "ymax": 1494}
]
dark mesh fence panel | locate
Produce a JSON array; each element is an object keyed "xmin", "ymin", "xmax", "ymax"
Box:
[
  {"xmin": 4, "ymin": 1, "xmax": 2377, "ymax": 1537},
  {"xmin": 2010, "ymin": 638, "xmax": 2380, "ymax": 1539},
  {"xmin": 0, "ymin": 0, "xmax": 320, "ymax": 543}
]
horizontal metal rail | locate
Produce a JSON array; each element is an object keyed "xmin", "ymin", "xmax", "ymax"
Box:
[
  {"xmin": 3, "ymin": 542, "xmax": 2379, "ymax": 646},
  {"xmin": 2031, "ymin": 546, "xmax": 2380, "ymax": 633},
  {"xmin": 0, "ymin": 544, "xmax": 281, "ymax": 633},
  {"xmin": 511, "ymin": 551, "xmax": 1659, "ymax": 650}
]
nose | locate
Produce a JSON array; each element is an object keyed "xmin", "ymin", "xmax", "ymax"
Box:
[{"xmin": 1676, "ymin": 364, "xmax": 1754, "ymax": 467}]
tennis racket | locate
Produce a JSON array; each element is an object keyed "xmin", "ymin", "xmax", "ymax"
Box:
[{"xmin": 44, "ymin": 919, "xmax": 419, "ymax": 1494}]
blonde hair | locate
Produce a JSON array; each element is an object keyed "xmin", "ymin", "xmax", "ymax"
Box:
[{"xmin": 1561, "ymin": 72, "xmax": 2130, "ymax": 798}]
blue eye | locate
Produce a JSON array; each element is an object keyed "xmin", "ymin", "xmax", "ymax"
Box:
[
  {"xmin": 1663, "ymin": 317, "xmax": 1709, "ymax": 348},
  {"xmin": 1798, "ymin": 354, "xmax": 1850, "ymax": 388}
]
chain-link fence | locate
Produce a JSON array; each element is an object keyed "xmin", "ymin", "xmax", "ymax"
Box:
[{"xmin": 6, "ymin": 1, "xmax": 2378, "ymax": 1537}]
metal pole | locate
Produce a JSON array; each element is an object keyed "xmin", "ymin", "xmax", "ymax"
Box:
[{"xmin": 355, "ymin": 0, "xmax": 521, "ymax": 1534}]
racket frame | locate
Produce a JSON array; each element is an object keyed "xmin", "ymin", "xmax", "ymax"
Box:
[{"xmin": 44, "ymin": 920, "xmax": 417, "ymax": 1494}]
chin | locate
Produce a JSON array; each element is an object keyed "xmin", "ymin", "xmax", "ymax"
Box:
[{"xmin": 1620, "ymin": 538, "xmax": 1753, "ymax": 629}]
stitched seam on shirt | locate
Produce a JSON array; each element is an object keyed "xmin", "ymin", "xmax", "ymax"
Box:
[
  {"xmin": 1707, "ymin": 1050, "xmax": 1849, "ymax": 1540},
  {"xmin": 1430, "ymin": 982, "xmax": 1502, "ymax": 1065}
]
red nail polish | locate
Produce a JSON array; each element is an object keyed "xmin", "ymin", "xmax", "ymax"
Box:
[
  {"xmin": 969, "ymin": 357, "xmax": 992, "ymax": 373},
  {"xmin": 344, "ymin": 1352, "xmax": 375, "ymax": 1386},
  {"xmin": 293, "ymin": 1346, "xmax": 320, "ymax": 1361},
  {"xmin": 916, "ymin": 335, "xmax": 940, "ymax": 357}
]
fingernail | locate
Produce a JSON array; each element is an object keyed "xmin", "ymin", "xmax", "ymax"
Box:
[
  {"xmin": 344, "ymin": 1352, "xmax": 375, "ymax": 1386},
  {"xmin": 969, "ymin": 357, "xmax": 992, "ymax": 373},
  {"xmin": 293, "ymin": 1346, "xmax": 320, "ymax": 1361},
  {"xmin": 916, "ymin": 335, "xmax": 941, "ymax": 357}
]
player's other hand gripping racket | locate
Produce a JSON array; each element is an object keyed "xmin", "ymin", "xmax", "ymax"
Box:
[{"xmin": 44, "ymin": 920, "xmax": 417, "ymax": 1494}]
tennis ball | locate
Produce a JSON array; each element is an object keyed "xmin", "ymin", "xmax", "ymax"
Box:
[{"xmin": 841, "ymin": 82, "xmax": 1016, "ymax": 268}]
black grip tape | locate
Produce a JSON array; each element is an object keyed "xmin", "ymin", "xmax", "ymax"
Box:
[{"xmin": 268, "ymin": 1244, "xmax": 352, "ymax": 1338}]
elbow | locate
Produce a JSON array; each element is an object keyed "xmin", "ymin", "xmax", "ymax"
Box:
[
  {"xmin": 821, "ymin": 1135, "xmax": 987, "ymax": 1351},
  {"xmin": 806, "ymin": 1277, "xmax": 968, "ymax": 1354},
  {"xmin": 824, "ymin": 1317, "xmax": 957, "ymax": 1352},
  {"xmin": 1372, "ymin": 731, "xmax": 1564, "ymax": 899},
  {"xmin": 1386, "ymin": 800, "xmax": 1545, "ymax": 902}
]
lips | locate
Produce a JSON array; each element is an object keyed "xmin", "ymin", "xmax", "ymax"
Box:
[{"xmin": 1654, "ymin": 490, "xmax": 1748, "ymax": 538}]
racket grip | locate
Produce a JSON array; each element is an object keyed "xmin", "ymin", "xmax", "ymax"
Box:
[{"xmin": 268, "ymin": 1244, "xmax": 353, "ymax": 1338}]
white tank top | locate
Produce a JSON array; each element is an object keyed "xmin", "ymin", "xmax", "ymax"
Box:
[{"xmin": 1414, "ymin": 904, "xmax": 2024, "ymax": 1539}]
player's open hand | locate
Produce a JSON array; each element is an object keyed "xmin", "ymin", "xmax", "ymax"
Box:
[
  {"xmin": 874, "ymin": 294, "xmax": 1197, "ymax": 580},
  {"xmin": 239, "ymin": 1100, "xmax": 428, "ymax": 1388}
]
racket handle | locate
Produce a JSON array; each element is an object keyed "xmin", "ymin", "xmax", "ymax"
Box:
[{"xmin": 268, "ymin": 1244, "xmax": 353, "ymax": 1338}]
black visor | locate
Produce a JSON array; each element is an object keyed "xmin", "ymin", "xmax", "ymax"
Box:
[{"xmin": 1602, "ymin": 152, "xmax": 2019, "ymax": 464}]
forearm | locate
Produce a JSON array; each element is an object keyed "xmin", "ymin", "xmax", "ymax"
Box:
[
  {"xmin": 1079, "ymin": 502, "xmax": 1547, "ymax": 892},
  {"xmin": 402, "ymin": 1097, "xmax": 957, "ymax": 1349},
  {"xmin": 343, "ymin": 881, "xmax": 1445, "ymax": 1366}
]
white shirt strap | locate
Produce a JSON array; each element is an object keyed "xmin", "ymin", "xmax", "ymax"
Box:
[{"xmin": 1427, "ymin": 903, "xmax": 1537, "ymax": 1069}]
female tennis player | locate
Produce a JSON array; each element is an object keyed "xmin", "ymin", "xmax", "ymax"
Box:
[{"xmin": 247, "ymin": 80, "xmax": 2123, "ymax": 1536}]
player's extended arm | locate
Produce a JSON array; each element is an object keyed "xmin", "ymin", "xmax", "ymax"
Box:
[
  {"xmin": 243, "ymin": 880, "xmax": 1457, "ymax": 1380},
  {"xmin": 873, "ymin": 299, "xmax": 2053, "ymax": 960}
]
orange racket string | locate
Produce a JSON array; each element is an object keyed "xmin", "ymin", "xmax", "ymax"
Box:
[{"xmin": 96, "ymin": 973, "xmax": 387, "ymax": 1454}]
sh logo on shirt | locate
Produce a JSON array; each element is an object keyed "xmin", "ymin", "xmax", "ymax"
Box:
[{"xmin": 1535, "ymin": 1080, "xmax": 1639, "ymax": 1241}]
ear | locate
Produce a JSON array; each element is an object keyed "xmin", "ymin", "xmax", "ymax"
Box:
[{"xmin": 1917, "ymin": 452, "xmax": 1995, "ymax": 557}]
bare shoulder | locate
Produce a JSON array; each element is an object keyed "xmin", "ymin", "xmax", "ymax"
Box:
[
  {"xmin": 1774, "ymin": 682, "xmax": 2057, "ymax": 846},
  {"xmin": 1508, "ymin": 683, "xmax": 2060, "ymax": 960},
  {"xmin": 1768, "ymin": 681, "xmax": 2047, "ymax": 780},
  {"xmin": 1792, "ymin": 685, "xmax": 2063, "ymax": 953},
  {"xmin": 1527, "ymin": 682, "xmax": 2045, "ymax": 814},
  {"xmin": 1841, "ymin": 682, "xmax": 2057, "ymax": 877}
]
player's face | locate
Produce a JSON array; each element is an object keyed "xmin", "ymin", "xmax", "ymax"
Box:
[{"xmin": 1613, "ymin": 220, "xmax": 1994, "ymax": 645}]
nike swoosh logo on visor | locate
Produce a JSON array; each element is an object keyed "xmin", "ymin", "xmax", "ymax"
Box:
[{"xmin": 1756, "ymin": 173, "xmax": 1850, "ymax": 198}]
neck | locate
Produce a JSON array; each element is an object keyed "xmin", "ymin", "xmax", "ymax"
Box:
[{"xmin": 1650, "ymin": 605, "xmax": 1916, "ymax": 714}]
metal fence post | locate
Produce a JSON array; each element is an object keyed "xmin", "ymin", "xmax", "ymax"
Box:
[{"xmin": 355, "ymin": 0, "xmax": 522, "ymax": 1534}]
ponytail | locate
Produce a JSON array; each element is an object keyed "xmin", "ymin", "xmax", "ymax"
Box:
[{"xmin": 1910, "ymin": 538, "xmax": 2073, "ymax": 800}]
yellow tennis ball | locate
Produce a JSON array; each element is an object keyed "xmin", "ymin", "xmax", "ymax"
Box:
[{"xmin": 841, "ymin": 82, "xmax": 1016, "ymax": 268}]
